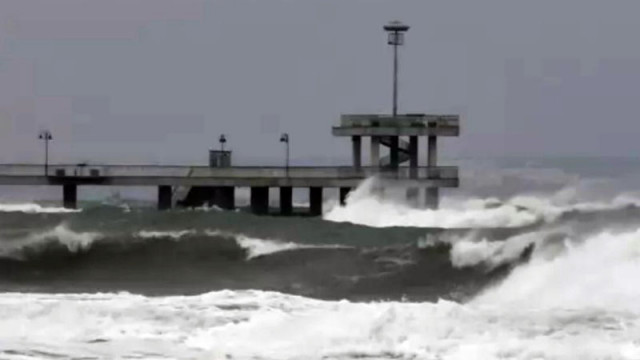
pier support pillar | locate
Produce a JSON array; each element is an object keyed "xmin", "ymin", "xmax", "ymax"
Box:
[
  {"xmin": 63, "ymin": 184, "xmax": 77, "ymax": 209},
  {"xmin": 406, "ymin": 188, "xmax": 419, "ymax": 206},
  {"xmin": 251, "ymin": 187, "xmax": 269, "ymax": 215},
  {"xmin": 370, "ymin": 136, "xmax": 380, "ymax": 167},
  {"xmin": 280, "ymin": 187, "xmax": 293, "ymax": 215},
  {"xmin": 407, "ymin": 136, "xmax": 419, "ymax": 203},
  {"xmin": 352, "ymin": 136, "xmax": 362, "ymax": 169},
  {"xmin": 214, "ymin": 186, "xmax": 235, "ymax": 210},
  {"xmin": 428, "ymin": 135, "xmax": 438, "ymax": 167},
  {"xmin": 426, "ymin": 187, "xmax": 440, "ymax": 209},
  {"xmin": 309, "ymin": 187, "xmax": 323, "ymax": 216},
  {"xmin": 409, "ymin": 136, "xmax": 418, "ymax": 172},
  {"xmin": 157, "ymin": 185, "xmax": 172, "ymax": 210},
  {"xmin": 339, "ymin": 187, "xmax": 351, "ymax": 206},
  {"xmin": 426, "ymin": 135, "xmax": 439, "ymax": 209},
  {"xmin": 390, "ymin": 136, "xmax": 399, "ymax": 169}
]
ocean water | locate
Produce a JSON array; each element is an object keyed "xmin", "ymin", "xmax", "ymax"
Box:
[{"xmin": 1, "ymin": 160, "xmax": 640, "ymax": 359}]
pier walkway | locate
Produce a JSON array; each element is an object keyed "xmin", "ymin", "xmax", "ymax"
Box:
[
  {"xmin": 0, "ymin": 164, "xmax": 457, "ymax": 187},
  {"xmin": 0, "ymin": 164, "xmax": 458, "ymax": 214}
]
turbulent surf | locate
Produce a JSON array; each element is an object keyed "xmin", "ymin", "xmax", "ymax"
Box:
[{"xmin": 2, "ymin": 170, "xmax": 640, "ymax": 359}]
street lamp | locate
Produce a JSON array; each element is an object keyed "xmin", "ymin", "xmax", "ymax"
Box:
[
  {"xmin": 383, "ymin": 20, "xmax": 410, "ymax": 117},
  {"xmin": 38, "ymin": 130, "xmax": 53, "ymax": 176},
  {"xmin": 219, "ymin": 134, "xmax": 227, "ymax": 152},
  {"xmin": 280, "ymin": 133, "xmax": 289, "ymax": 176}
]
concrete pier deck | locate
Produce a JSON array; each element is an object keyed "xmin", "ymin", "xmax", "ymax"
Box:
[
  {"xmin": 332, "ymin": 114, "xmax": 460, "ymax": 137},
  {"xmin": 0, "ymin": 164, "xmax": 458, "ymax": 212},
  {"xmin": 0, "ymin": 164, "xmax": 458, "ymax": 188}
]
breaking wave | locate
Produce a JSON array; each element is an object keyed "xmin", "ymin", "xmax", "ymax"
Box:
[
  {"xmin": 473, "ymin": 226, "xmax": 640, "ymax": 312},
  {"xmin": 3, "ymin": 174, "xmax": 640, "ymax": 302},
  {"xmin": 0, "ymin": 203, "xmax": 79, "ymax": 213},
  {"xmin": 3, "ymin": 165, "xmax": 640, "ymax": 358},
  {"xmin": 325, "ymin": 178, "xmax": 640, "ymax": 229}
]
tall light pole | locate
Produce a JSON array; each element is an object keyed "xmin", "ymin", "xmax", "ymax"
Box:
[
  {"xmin": 38, "ymin": 130, "xmax": 53, "ymax": 176},
  {"xmin": 219, "ymin": 134, "xmax": 227, "ymax": 152},
  {"xmin": 280, "ymin": 133, "xmax": 289, "ymax": 176},
  {"xmin": 383, "ymin": 21, "xmax": 410, "ymax": 117}
]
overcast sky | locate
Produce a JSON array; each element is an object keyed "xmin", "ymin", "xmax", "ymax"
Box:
[{"xmin": 2, "ymin": 0, "xmax": 640, "ymax": 166}]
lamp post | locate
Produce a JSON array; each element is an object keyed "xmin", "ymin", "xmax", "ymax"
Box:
[
  {"xmin": 38, "ymin": 130, "xmax": 53, "ymax": 176},
  {"xmin": 219, "ymin": 134, "xmax": 227, "ymax": 152},
  {"xmin": 280, "ymin": 133, "xmax": 289, "ymax": 176},
  {"xmin": 383, "ymin": 20, "xmax": 410, "ymax": 117}
]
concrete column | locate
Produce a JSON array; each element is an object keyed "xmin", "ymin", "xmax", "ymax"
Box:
[
  {"xmin": 426, "ymin": 135, "xmax": 439, "ymax": 209},
  {"xmin": 406, "ymin": 188, "xmax": 419, "ymax": 206},
  {"xmin": 157, "ymin": 185, "xmax": 172, "ymax": 211},
  {"xmin": 352, "ymin": 136, "xmax": 362, "ymax": 169},
  {"xmin": 63, "ymin": 184, "xmax": 78, "ymax": 209},
  {"xmin": 215, "ymin": 186, "xmax": 235, "ymax": 210},
  {"xmin": 390, "ymin": 136, "xmax": 399, "ymax": 169},
  {"xmin": 309, "ymin": 187, "xmax": 323, "ymax": 216},
  {"xmin": 339, "ymin": 187, "xmax": 351, "ymax": 206},
  {"xmin": 428, "ymin": 136, "xmax": 438, "ymax": 166},
  {"xmin": 409, "ymin": 136, "xmax": 419, "ymax": 171},
  {"xmin": 251, "ymin": 187, "xmax": 269, "ymax": 215},
  {"xmin": 280, "ymin": 186, "xmax": 293, "ymax": 215},
  {"xmin": 370, "ymin": 136, "xmax": 380, "ymax": 167},
  {"xmin": 426, "ymin": 187, "xmax": 440, "ymax": 209},
  {"xmin": 407, "ymin": 136, "xmax": 419, "ymax": 203}
]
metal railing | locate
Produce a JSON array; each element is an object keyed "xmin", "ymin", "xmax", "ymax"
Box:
[
  {"xmin": 339, "ymin": 114, "xmax": 459, "ymax": 128},
  {"xmin": 0, "ymin": 164, "xmax": 458, "ymax": 180}
]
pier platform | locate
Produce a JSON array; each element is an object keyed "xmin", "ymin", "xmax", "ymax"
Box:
[{"xmin": 0, "ymin": 164, "xmax": 458, "ymax": 213}]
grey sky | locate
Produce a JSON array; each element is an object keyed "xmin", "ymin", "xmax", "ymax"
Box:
[{"xmin": 1, "ymin": 0, "xmax": 640, "ymax": 167}]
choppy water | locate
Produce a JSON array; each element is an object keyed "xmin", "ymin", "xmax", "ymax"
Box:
[{"xmin": 2, "ymin": 165, "xmax": 640, "ymax": 359}]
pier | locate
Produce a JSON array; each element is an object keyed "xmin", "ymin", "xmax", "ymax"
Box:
[
  {"xmin": 0, "ymin": 113, "xmax": 459, "ymax": 214},
  {"xmin": 0, "ymin": 160, "xmax": 458, "ymax": 214},
  {"xmin": 0, "ymin": 21, "xmax": 461, "ymax": 215}
]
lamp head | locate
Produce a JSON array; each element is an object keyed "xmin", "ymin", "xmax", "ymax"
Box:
[{"xmin": 384, "ymin": 21, "xmax": 410, "ymax": 46}]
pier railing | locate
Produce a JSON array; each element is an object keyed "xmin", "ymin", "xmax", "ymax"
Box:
[
  {"xmin": 339, "ymin": 114, "xmax": 459, "ymax": 128},
  {"xmin": 0, "ymin": 164, "xmax": 458, "ymax": 180}
]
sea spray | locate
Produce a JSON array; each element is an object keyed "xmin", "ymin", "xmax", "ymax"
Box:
[
  {"xmin": 325, "ymin": 178, "xmax": 640, "ymax": 229},
  {"xmin": 1, "ymin": 287, "xmax": 638, "ymax": 359},
  {"xmin": 473, "ymin": 227, "xmax": 640, "ymax": 311},
  {"xmin": 0, "ymin": 203, "xmax": 80, "ymax": 213}
]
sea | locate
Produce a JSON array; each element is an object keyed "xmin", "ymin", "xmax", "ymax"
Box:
[{"xmin": 1, "ymin": 157, "xmax": 640, "ymax": 359}]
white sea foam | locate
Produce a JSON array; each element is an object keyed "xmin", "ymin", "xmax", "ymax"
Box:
[
  {"xmin": 0, "ymin": 203, "xmax": 79, "ymax": 213},
  {"xmin": 3, "ymin": 227, "xmax": 640, "ymax": 359},
  {"xmin": 3, "ymin": 191, "xmax": 640, "ymax": 358},
  {"xmin": 135, "ymin": 230, "xmax": 196, "ymax": 239},
  {"xmin": 447, "ymin": 229, "xmax": 565, "ymax": 268},
  {"xmin": 204, "ymin": 229, "xmax": 347, "ymax": 259},
  {"xmin": 473, "ymin": 227, "xmax": 640, "ymax": 311},
  {"xmin": 0, "ymin": 224, "xmax": 102, "ymax": 258},
  {"xmin": 1, "ymin": 273, "xmax": 639, "ymax": 360},
  {"xmin": 324, "ymin": 178, "xmax": 640, "ymax": 229},
  {"xmin": 234, "ymin": 236, "xmax": 311, "ymax": 259}
]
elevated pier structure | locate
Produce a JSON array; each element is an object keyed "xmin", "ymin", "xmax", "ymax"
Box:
[
  {"xmin": 0, "ymin": 163, "xmax": 458, "ymax": 213},
  {"xmin": 332, "ymin": 113, "xmax": 460, "ymax": 208},
  {"xmin": 2, "ymin": 21, "xmax": 461, "ymax": 215}
]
